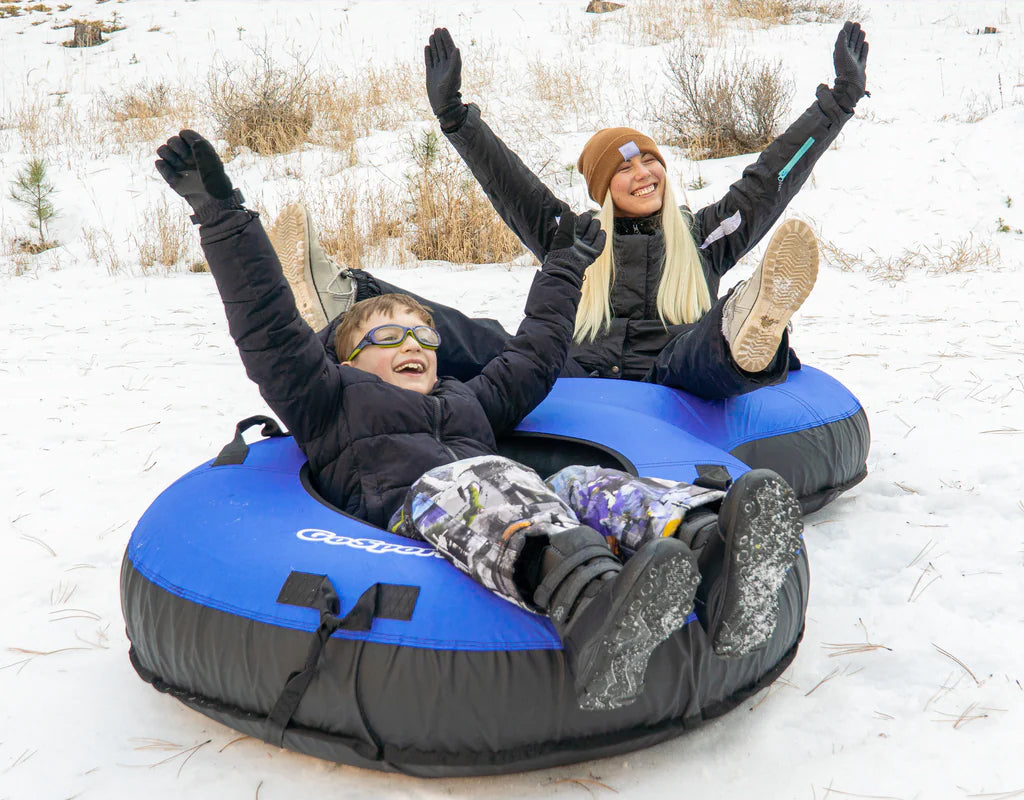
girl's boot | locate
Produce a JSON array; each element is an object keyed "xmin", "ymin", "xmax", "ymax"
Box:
[
  {"xmin": 721, "ymin": 218, "xmax": 818, "ymax": 372},
  {"xmin": 268, "ymin": 203, "xmax": 357, "ymax": 331}
]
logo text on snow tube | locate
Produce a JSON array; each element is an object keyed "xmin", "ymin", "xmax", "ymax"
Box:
[{"xmin": 296, "ymin": 528, "xmax": 444, "ymax": 558}]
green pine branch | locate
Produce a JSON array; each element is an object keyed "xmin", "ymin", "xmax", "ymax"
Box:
[{"xmin": 10, "ymin": 157, "xmax": 58, "ymax": 247}]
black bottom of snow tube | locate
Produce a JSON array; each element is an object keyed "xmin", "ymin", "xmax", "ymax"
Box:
[{"xmin": 122, "ymin": 552, "xmax": 807, "ymax": 777}]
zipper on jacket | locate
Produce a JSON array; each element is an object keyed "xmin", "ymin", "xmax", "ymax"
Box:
[
  {"xmin": 777, "ymin": 136, "xmax": 815, "ymax": 192},
  {"xmin": 430, "ymin": 396, "xmax": 458, "ymax": 461}
]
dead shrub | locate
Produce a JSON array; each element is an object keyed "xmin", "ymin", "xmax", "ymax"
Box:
[
  {"xmin": 657, "ymin": 38, "xmax": 793, "ymax": 158},
  {"xmin": 103, "ymin": 81, "xmax": 173, "ymax": 123},
  {"xmin": 206, "ymin": 47, "xmax": 316, "ymax": 155},
  {"xmin": 406, "ymin": 130, "xmax": 524, "ymax": 265}
]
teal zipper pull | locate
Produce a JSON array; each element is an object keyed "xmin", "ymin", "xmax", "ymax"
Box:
[{"xmin": 777, "ymin": 136, "xmax": 816, "ymax": 192}]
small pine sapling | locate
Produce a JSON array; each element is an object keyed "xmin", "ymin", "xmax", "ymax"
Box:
[{"xmin": 10, "ymin": 158, "xmax": 58, "ymax": 253}]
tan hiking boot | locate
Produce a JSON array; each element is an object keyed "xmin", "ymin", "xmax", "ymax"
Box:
[
  {"xmin": 721, "ymin": 218, "xmax": 819, "ymax": 373},
  {"xmin": 267, "ymin": 203, "xmax": 357, "ymax": 332}
]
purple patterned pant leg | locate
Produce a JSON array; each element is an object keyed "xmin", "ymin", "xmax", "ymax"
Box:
[{"xmin": 546, "ymin": 466, "xmax": 725, "ymax": 557}]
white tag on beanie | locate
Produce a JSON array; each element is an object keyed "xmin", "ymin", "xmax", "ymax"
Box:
[{"xmin": 618, "ymin": 141, "xmax": 641, "ymax": 161}]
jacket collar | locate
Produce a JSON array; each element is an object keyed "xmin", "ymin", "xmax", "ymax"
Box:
[{"xmin": 613, "ymin": 212, "xmax": 663, "ymax": 237}]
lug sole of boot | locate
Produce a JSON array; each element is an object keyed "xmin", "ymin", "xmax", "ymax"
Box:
[
  {"xmin": 712, "ymin": 471, "xmax": 804, "ymax": 659},
  {"xmin": 577, "ymin": 545, "xmax": 700, "ymax": 711},
  {"xmin": 267, "ymin": 203, "xmax": 328, "ymax": 331},
  {"xmin": 730, "ymin": 219, "xmax": 818, "ymax": 373}
]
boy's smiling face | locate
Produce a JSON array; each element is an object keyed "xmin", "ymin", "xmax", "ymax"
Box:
[{"xmin": 342, "ymin": 309, "xmax": 439, "ymax": 394}]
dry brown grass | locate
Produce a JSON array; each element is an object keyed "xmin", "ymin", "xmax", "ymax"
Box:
[
  {"xmin": 79, "ymin": 225, "xmax": 125, "ymax": 276},
  {"xmin": 294, "ymin": 130, "xmax": 526, "ymax": 272},
  {"xmin": 135, "ymin": 197, "xmax": 199, "ymax": 273},
  {"xmin": 310, "ymin": 63, "xmax": 426, "ymax": 160},
  {"xmin": 527, "ymin": 55, "xmax": 614, "ymax": 127},
  {"xmin": 98, "ymin": 80, "xmax": 191, "ymax": 144},
  {"xmin": 621, "ymin": 0, "xmax": 726, "ymax": 47},
  {"xmin": 820, "ymin": 233, "xmax": 1000, "ymax": 282},
  {"xmin": 722, "ymin": 0, "xmax": 865, "ymax": 27},
  {"xmin": 301, "ymin": 177, "xmax": 406, "ymax": 272},
  {"xmin": 1, "ymin": 91, "xmax": 88, "ymax": 154},
  {"xmin": 406, "ymin": 130, "xmax": 524, "ymax": 265},
  {"xmin": 657, "ymin": 39, "xmax": 793, "ymax": 158}
]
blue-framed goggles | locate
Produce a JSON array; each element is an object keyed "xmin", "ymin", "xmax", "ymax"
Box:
[{"xmin": 347, "ymin": 324, "xmax": 441, "ymax": 361}]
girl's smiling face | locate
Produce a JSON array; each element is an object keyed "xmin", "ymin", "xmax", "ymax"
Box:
[{"xmin": 608, "ymin": 152, "xmax": 666, "ymax": 217}]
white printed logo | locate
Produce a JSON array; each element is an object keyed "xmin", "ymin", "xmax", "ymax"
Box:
[{"xmin": 296, "ymin": 528, "xmax": 444, "ymax": 558}]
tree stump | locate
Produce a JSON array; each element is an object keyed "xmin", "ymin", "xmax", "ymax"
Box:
[
  {"xmin": 585, "ymin": 0, "xmax": 624, "ymax": 12},
  {"xmin": 70, "ymin": 22, "xmax": 104, "ymax": 47}
]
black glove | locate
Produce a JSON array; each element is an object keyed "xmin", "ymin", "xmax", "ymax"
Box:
[
  {"xmin": 155, "ymin": 130, "xmax": 245, "ymax": 225},
  {"xmin": 832, "ymin": 21, "xmax": 869, "ymax": 113},
  {"xmin": 424, "ymin": 28, "xmax": 468, "ymax": 133},
  {"xmin": 541, "ymin": 211, "xmax": 606, "ymax": 289}
]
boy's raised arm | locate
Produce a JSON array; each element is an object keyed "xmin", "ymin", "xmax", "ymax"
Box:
[
  {"xmin": 155, "ymin": 131, "xmax": 342, "ymax": 442},
  {"xmin": 468, "ymin": 213, "xmax": 604, "ymax": 434}
]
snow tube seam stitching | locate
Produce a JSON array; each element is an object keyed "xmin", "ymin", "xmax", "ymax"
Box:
[
  {"xmin": 720, "ymin": 397, "xmax": 862, "ymax": 450},
  {"xmin": 126, "ymin": 558, "xmax": 565, "ymax": 651}
]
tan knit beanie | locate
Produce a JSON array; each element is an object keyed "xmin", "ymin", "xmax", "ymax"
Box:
[{"xmin": 577, "ymin": 128, "xmax": 665, "ymax": 205}]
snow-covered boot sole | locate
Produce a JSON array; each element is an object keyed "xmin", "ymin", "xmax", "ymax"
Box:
[
  {"xmin": 712, "ymin": 470, "xmax": 804, "ymax": 658},
  {"xmin": 268, "ymin": 203, "xmax": 328, "ymax": 332},
  {"xmin": 575, "ymin": 539, "xmax": 699, "ymax": 711},
  {"xmin": 723, "ymin": 219, "xmax": 818, "ymax": 373}
]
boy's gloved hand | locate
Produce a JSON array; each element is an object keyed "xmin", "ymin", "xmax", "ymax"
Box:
[
  {"xmin": 424, "ymin": 28, "xmax": 468, "ymax": 133},
  {"xmin": 831, "ymin": 21, "xmax": 869, "ymax": 113},
  {"xmin": 541, "ymin": 211, "xmax": 606, "ymax": 289},
  {"xmin": 155, "ymin": 130, "xmax": 245, "ymax": 225}
]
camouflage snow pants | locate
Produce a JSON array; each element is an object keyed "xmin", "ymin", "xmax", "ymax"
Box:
[{"xmin": 388, "ymin": 455, "xmax": 724, "ymax": 611}]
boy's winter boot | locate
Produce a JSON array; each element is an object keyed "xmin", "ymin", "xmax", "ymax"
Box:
[
  {"xmin": 267, "ymin": 203, "xmax": 357, "ymax": 332},
  {"xmin": 721, "ymin": 218, "xmax": 819, "ymax": 373},
  {"xmin": 533, "ymin": 526, "xmax": 700, "ymax": 711},
  {"xmin": 710, "ymin": 469, "xmax": 804, "ymax": 658}
]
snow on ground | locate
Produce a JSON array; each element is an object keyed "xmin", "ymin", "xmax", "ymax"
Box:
[{"xmin": 2, "ymin": 1, "xmax": 1023, "ymax": 798}]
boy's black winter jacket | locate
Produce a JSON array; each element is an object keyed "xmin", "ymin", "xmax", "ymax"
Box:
[
  {"xmin": 444, "ymin": 88, "xmax": 853, "ymax": 381},
  {"xmin": 198, "ymin": 217, "xmax": 579, "ymax": 528}
]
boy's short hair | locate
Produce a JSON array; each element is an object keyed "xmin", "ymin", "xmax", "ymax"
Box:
[{"xmin": 335, "ymin": 293, "xmax": 435, "ymax": 361}]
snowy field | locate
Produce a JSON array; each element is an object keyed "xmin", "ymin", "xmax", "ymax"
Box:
[{"xmin": 2, "ymin": 1, "xmax": 1024, "ymax": 798}]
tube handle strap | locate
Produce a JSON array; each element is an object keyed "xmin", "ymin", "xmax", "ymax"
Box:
[
  {"xmin": 264, "ymin": 573, "xmax": 419, "ymax": 747},
  {"xmin": 212, "ymin": 415, "xmax": 288, "ymax": 466}
]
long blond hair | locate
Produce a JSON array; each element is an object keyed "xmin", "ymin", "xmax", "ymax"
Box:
[{"xmin": 573, "ymin": 181, "xmax": 712, "ymax": 343}]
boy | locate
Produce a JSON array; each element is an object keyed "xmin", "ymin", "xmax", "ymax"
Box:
[{"xmin": 156, "ymin": 130, "xmax": 804, "ymax": 711}]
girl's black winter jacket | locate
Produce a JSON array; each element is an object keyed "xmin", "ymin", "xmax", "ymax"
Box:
[
  {"xmin": 443, "ymin": 86, "xmax": 853, "ymax": 381},
  {"xmin": 198, "ymin": 217, "xmax": 580, "ymax": 527}
]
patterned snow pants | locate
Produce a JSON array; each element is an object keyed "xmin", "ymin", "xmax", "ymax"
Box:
[{"xmin": 388, "ymin": 455, "xmax": 724, "ymax": 612}]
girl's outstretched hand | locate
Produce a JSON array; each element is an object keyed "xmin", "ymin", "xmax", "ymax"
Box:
[
  {"xmin": 832, "ymin": 21, "xmax": 869, "ymax": 113},
  {"xmin": 424, "ymin": 28, "xmax": 468, "ymax": 132}
]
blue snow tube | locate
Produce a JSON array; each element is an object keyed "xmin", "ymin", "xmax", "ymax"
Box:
[{"xmin": 121, "ymin": 368, "xmax": 868, "ymax": 777}]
